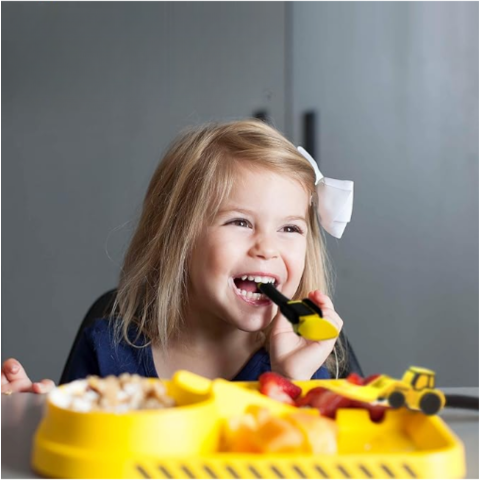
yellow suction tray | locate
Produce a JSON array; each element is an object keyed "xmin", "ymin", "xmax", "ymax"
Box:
[{"xmin": 32, "ymin": 371, "xmax": 465, "ymax": 479}]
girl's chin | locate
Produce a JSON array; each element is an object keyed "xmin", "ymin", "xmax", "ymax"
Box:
[{"xmin": 231, "ymin": 314, "xmax": 274, "ymax": 333}]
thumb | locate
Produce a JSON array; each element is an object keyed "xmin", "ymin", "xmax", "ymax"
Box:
[{"xmin": 31, "ymin": 379, "xmax": 56, "ymax": 394}]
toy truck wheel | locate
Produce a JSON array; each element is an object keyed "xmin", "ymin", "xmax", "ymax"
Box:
[
  {"xmin": 388, "ymin": 392, "xmax": 405, "ymax": 409},
  {"xmin": 419, "ymin": 393, "xmax": 442, "ymax": 415}
]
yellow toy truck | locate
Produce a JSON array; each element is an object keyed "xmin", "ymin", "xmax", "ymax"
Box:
[{"xmin": 325, "ymin": 366, "xmax": 446, "ymax": 415}]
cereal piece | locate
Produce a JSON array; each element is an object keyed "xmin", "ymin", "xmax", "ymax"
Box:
[
  {"xmin": 87, "ymin": 376, "xmax": 105, "ymax": 394},
  {"xmin": 84, "ymin": 390, "xmax": 100, "ymax": 402},
  {"xmin": 162, "ymin": 396, "xmax": 176, "ymax": 408},
  {"xmin": 123, "ymin": 382, "xmax": 142, "ymax": 396},
  {"xmin": 2, "ymin": 390, "xmax": 13, "ymax": 396},
  {"xmin": 51, "ymin": 374, "xmax": 175, "ymax": 413},
  {"xmin": 71, "ymin": 397, "xmax": 94, "ymax": 413},
  {"xmin": 119, "ymin": 373, "xmax": 131, "ymax": 385},
  {"xmin": 150, "ymin": 382, "xmax": 167, "ymax": 401},
  {"xmin": 143, "ymin": 398, "xmax": 164, "ymax": 410},
  {"xmin": 129, "ymin": 389, "xmax": 145, "ymax": 410},
  {"xmin": 103, "ymin": 376, "xmax": 120, "ymax": 408}
]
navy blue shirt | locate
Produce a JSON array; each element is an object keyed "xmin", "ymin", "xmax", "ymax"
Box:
[{"xmin": 63, "ymin": 319, "xmax": 330, "ymax": 383}]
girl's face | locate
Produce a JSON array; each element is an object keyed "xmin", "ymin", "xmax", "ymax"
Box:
[{"xmin": 188, "ymin": 164, "xmax": 310, "ymax": 333}]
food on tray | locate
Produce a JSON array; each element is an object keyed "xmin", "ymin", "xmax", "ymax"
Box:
[
  {"xmin": 49, "ymin": 374, "xmax": 175, "ymax": 413},
  {"xmin": 221, "ymin": 405, "xmax": 337, "ymax": 454},
  {"xmin": 259, "ymin": 372, "xmax": 388, "ymax": 422},
  {"xmin": 258, "ymin": 372, "xmax": 302, "ymax": 404}
]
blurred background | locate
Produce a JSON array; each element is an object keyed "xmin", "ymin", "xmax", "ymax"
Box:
[{"xmin": 2, "ymin": 2, "xmax": 478, "ymax": 386}]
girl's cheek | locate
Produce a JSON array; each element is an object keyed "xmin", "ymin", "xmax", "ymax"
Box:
[
  {"xmin": 292, "ymin": 240, "xmax": 307, "ymax": 264},
  {"xmin": 286, "ymin": 250, "xmax": 307, "ymax": 286}
]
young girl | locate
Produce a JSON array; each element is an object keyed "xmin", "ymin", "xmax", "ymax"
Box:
[{"xmin": 2, "ymin": 119, "xmax": 354, "ymax": 394}]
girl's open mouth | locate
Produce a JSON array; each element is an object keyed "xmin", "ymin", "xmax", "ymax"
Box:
[{"xmin": 232, "ymin": 274, "xmax": 278, "ymax": 304}]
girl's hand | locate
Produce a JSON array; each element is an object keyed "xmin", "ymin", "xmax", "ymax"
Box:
[
  {"xmin": 268, "ymin": 291, "xmax": 343, "ymax": 380},
  {"xmin": 1, "ymin": 358, "xmax": 55, "ymax": 394}
]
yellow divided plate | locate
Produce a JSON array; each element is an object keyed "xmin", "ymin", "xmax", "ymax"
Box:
[{"xmin": 31, "ymin": 371, "xmax": 465, "ymax": 479}]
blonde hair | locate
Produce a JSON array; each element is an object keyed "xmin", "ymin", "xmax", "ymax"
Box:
[{"xmin": 113, "ymin": 119, "xmax": 346, "ymax": 374}]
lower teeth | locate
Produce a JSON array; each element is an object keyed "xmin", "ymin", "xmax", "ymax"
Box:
[{"xmin": 236, "ymin": 289, "xmax": 266, "ymax": 300}]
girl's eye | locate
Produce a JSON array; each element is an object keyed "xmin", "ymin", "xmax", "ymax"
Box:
[
  {"xmin": 282, "ymin": 225, "xmax": 304, "ymax": 234},
  {"xmin": 227, "ymin": 219, "xmax": 251, "ymax": 228}
]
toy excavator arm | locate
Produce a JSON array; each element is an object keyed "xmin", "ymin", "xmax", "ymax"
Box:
[{"xmin": 321, "ymin": 380, "xmax": 389, "ymax": 404}]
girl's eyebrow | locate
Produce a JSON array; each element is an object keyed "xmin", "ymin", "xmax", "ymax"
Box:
[
  {"xmin": 218, "ymin": 207, "xmax": 256, "ymax": 216},
  {"xmin": 284, "ymin": 215, "xmax": 308, "ymax": 224},
  {"xmin": 218, "ymin": 207, "xmax": 307, "ymax": 223}
]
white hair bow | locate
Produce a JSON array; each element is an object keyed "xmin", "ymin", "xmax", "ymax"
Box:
[{"xmin": 297, "ymin": 146, "xmax": 354, "ymax": 239}]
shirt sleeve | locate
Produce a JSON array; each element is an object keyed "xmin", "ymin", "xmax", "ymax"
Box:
[
  {"xmin": 60, "ymin": 328, "xmax": 100, "ymax": 384},
  {"xmin": 311, "ymin": 364, "xmax": 331, "ymax": 380}
]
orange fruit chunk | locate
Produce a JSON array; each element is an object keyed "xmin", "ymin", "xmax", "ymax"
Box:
[
  {"xmin": 221, "ymin": 406, "xmax": 337, "ymax": 454},
  {"xmin": 251, "ymin": 415, "xmax": 305, "ymax": 453},
  {"xmin": 285, "ymin": 411, "xmax": 338, "ymax": 454}
]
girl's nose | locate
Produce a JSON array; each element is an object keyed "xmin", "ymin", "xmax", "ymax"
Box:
[{"xmin": 249, "ymin": 235, "xmax": 279, "ymax": 260}]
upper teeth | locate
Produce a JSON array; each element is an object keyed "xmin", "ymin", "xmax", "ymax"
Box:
[{"xmin": 240, "ymin": 275, "xmax": 276, "ymax": 284}]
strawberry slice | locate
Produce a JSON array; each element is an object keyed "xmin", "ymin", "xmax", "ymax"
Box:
[
  {"xmin": 363, "ymin": 373, "xmax": 381, "ymax": 385},
  {"xmin": 294, "ymin": 387, "xmax": 351, "ymax": 418},
  {"xmin": 295, "ymin": 375, "xmax": 388, "ymax": 422},
  {"xmin": 259, "ymin": 372, "xmax": 302, "ymax": 404},
  {"xmin": 295, "ymin": 386, "xmax": 329, "ymax": 407},
  {"xmin": 349, "ymin": 399, "xmax": 388, "ymax": 422},
  {"xmin": 346, "ymin": 373, "xmax": 363, "ymax": 385},
  {"xmin": 308, "ymin": 390, "xmax": 352, "ymax": 419},
  {"xmin": 365, "ymin": 404, "xmax": 388, "ymax": 422}
]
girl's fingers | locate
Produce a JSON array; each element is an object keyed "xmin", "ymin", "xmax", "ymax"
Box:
[
  {"xmin": 307, "ymin": 291, "xmax": 343, "ymax": 331},
  {"xmin": 2, "ymin": 358, "xmax": 30, "ymax": 383},
  {"xmin": 1, "ymin": 378, "xmax": 33, "ymax": 394},
  {"xmin": 32, "ymin": 379, "xmax": 56, "ymax": 394},
  {"xmin": 308, "ymin": 290, "xmax": 335, "ymax": 310},
  {"xmin": 1, "ymin": 359, "xmax": 35, "ymax": 394}
]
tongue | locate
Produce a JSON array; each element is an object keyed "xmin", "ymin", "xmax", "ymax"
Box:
[{"xmin": 235, "ymin": 279, "xmax": 258, "ymax": 293}]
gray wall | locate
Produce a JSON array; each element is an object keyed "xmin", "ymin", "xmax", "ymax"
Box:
[
  {"xmin": 3, "ymin": 2, "xmax": 478, "ymax": 387},
  {"xmin": 2, "ymin": 2, "xmax": 286, "ymax": 382},
  {"xmin": 291, "ymin": 2, "xmax": 478, "ymax": 386}
]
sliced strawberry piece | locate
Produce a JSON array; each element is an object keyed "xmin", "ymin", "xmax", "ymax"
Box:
[
  {"xmin": 295, "ymin": 386, "xmax": 329, "ymax": 407},
  {"xmin": 346, "ymin": 373, "xmax": 364, "ymax": 385},
  {"xmin": 295, "ymin": 373, "xmax": 387, "ymax": 422},
  {"xmin": 350, "ymin": 400, "xmax": 388, "ymax": 422},
  {"xmin": 363, "ymin": 374, "xmax": 381, "ymax": 385},
  {"xmin": 297, "ymin": 388, "xmax": 351, "ymax": 419},
  {"xmin": 313, "ymin": 391, "xmax": 352, "ymax": 419},
  {"xmin": 366, "ymin": 404, "xmax": 387, "ymax": 422},
  {"xmin": 259, "ymin": 373, "xmax": 302, "ymax": 402},
  {"xmin": 260, "ymin": 382, "xmax": 295, "ymax": 405}
]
